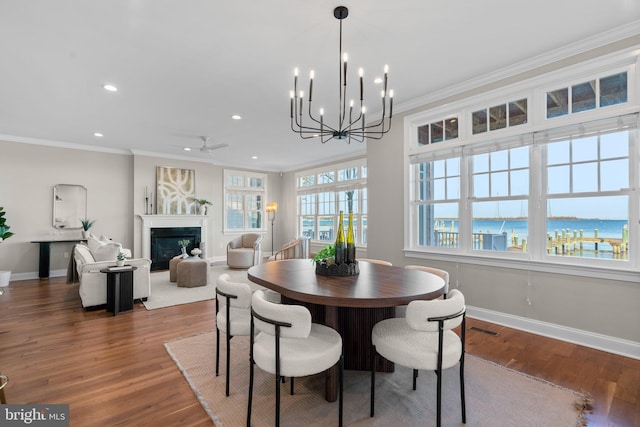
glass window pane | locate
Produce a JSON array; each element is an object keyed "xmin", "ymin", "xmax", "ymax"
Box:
[
  {"xmin": 473, "ymin": 174, "xmax": 489, "ymax": 198},
  {"xmin": 338, "ymin": 167, "xmax": 358, "ymax": 181},
  {"xmin": 600, "ymin": 131, "xmax": 629, "ymax": 159},
  {"xmin": 247, "ymin": 211, "xmax": 262, "ymax": 229},
  {"xmin": 474, "ymin": 153, "xmax": 489, "ymax": 173},
  {"xmin": 489, "ymin": 104, "xmax": 507, "ymax": 131},
  {"xmin": 547, "ymin": 165, "xmax": 570, "ymax": 194},
  {"xmin": 433, "ymin": 159, "xmax": 446, "ymax": 179},
  {"xmin": 318, "ymin": 216, "xmax": 335, "ymax": 241},
  {"xmin": 572, "ymin": 136, "xmax": 598, "ymax": 162},
  {"xmin": 418, "ymin": 124, "xmax": 429, "ymax": 146},
  {"xmin": 509, "ymin": 99, "xmax": 527, "ymax": 126},
  {"xmin": 446, "ymin": 158, "xmax": 460, "ymax": 176},
  {"xmin": 299, "ymin": 194, "xmax": 316, "ymax": 215},
  {"xmin": 547, "ymin": 88, "xmax": 569, "ymax": 118},
  {"xmin": 318, "ymin": 192, "xmax": 335, "ymax": 214},
  {"xmin": 418, "ymin": 203, "xmax": 459, "ymax": 248},
  {"xmin": 433, "ymin": 178, "xmax": 446, "ymax": 200},
  {"xmin": 248, "ymin": 177, "xmax": 263, "ymax": 188},
  {"xmin": 361, "ymin": 215, "xmax": 368, "ymax": 245},
  {"xmin": 300, "ymin": 216, "xmax": 315, "ymax": 239},
  {"xmin": 431, "ymin": 122, "xmax": 444, "ymax": 143},
  {"xmin": 445, "ymin": 118, "xmax": 458, "ymax": 140},
  {"xmin": 490, "ymin": 150, "xmax": 509, "ymax": 171},
  {"xmin": 510, "ymin": 170, "xmax": 529, "ymax": 196},
  {"xmin": 472, "ymin": 110, "xmax": 487, "ymax": 134},
  {"xmin": 546, "ymin": 196, "xmax": 628, "ymax": 259},
  {"xmin": 490, "ymin": 171, "xmax": 509, "ymax": 197},
  {"xmin": 226, "ymin": 174, "xmax": 243, "ymax": 187},
  {"xmin": 447, "ymin": 177, "xmax": 460, "ymax": 199},
  {"xmin": 472, "ymin": 200, "xmax": 528, "ymax": 252},
  {"xmin": 600, "ymin": 72, "xmax": 627, "ymax": 107},
  {"xmin": 573, "ymin": 163, "xmax": 598, "ymax": 193},
  {"xmin": 510, "ymin": 146, "xmax": 529, "ymax": 169},
  {"xmin": 572, "ymin": 81, "xmax": 596, "ymax": 113},
  {"xmin": 300, "ymin": 175, "xmax": 315, "ymax": 187},
  {"xmin": 600, "ymin": 159, "xmax": 628, "ymax": 191},
  {"xmin": 547, "ymin": 141, "xmax": 570, "ymax": 165},
  {"xmin": 361, "ymin": 188, "xmax": 368, "ymax": 214}
]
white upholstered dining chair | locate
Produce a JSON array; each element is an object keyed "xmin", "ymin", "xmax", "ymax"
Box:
[
  {"xmin": 215, "ymin": 273, "xmax": 252, "ymax": 397},
  {"xmin": 404, "ymin": 264, "xmax": 450, "ymax": 298},
  {"xmin": 248, "ymin": 290, "xmax": 344, "ymax": 427},
  {"xmin": 370, "ymin": 289, "xmax": 466, "ymax": 427}
]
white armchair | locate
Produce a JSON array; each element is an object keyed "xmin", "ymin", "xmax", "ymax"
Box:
[
  {"xmin": 72, "ymin": 244, "xmax": 151, "ymax": 308},
  {"xmin": 226, "ymin": 233, "xmax": 263, "ymax": 269}
]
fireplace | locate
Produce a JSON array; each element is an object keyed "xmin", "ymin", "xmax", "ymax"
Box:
[
  {"xmin": 150, "ymin": 227, "xmax": 201, "ymax": 270},
  {"xmin": 138, "ymin": 215, "xmax": 209, "ymax": 271}
]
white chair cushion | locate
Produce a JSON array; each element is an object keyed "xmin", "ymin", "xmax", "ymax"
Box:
[
  {"xmin": 372, "ymin": 318, "xmax": 462, "ymax": 371},
  {"xmin": 253, "ymin": 323, "xmax": 342, "ymax": 377}
]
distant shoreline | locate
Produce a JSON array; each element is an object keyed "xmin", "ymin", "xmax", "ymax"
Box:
[{"xmin": 437, "ymin": 217, "xmax": 626, "ymax": 221}]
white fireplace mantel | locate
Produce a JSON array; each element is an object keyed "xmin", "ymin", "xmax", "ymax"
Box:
[{"xmin": 138, "ymin": 215, "xmax": 208, "ymax": 259}]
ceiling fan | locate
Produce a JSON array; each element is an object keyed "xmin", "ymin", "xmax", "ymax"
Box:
[{"xmin": 180, "ymin": 136, "xmax": 229, "ymax": 153}]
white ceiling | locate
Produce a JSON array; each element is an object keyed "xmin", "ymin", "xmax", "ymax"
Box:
[{"xmin": 2, "ymin": 1, "xmax": 640, "ymax": 172}]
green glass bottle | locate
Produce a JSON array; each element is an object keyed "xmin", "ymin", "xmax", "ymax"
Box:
[
  {"xmin": 335, "ymin": 210, "xmax": 346, "ymax": 264},
  {"xmin": 346, "ymin": 211, "xmax": 356, "ymax": 264}
]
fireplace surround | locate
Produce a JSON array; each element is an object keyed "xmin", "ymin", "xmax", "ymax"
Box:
[{"xmin": 138, "ymin": 215, "xmax": 208, "ymax": 271}]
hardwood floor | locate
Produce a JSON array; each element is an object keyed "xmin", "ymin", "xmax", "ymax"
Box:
[{"xmin": 0, "ymin": 277, "xmax": 638, "ymax": 426}]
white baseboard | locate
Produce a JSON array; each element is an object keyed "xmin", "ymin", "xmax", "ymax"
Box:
[
  {"xmin": 10, "ymin": 269, "xmax": 68, "ymax": 282},
  {"xmin": 467, "ymin": 305, "xmax": 640, "ymax": 360}
]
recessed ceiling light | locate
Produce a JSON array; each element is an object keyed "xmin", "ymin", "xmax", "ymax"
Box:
[
  {"xmin": 103, "ymin": 84, "xmax": 118, "ymax": 92},
  {"xmin": 252, "ymin": 156, "xmax": 258, "ymax": 160},
  {"xmin": 184, "ymin": 147, "xmax": 192, "ymax": 151},
  {"xmin": 374, "ymin": 78, "xmax": 383, "ymax": 84},
  {"xmin": 93, "ymin": 132, "xmax": 103, "ymax": 137},
  {"xmin": 232, "ymin": 115, "xmax": 242, "ymax": 120}
]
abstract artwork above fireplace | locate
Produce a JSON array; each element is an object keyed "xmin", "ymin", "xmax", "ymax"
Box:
[{"xmin": 156, "ymin": 166, "xmax": 195, "ymax": 215}]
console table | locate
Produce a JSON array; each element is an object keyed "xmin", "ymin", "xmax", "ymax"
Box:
[
  {"xmin": 31, "ymin": 239, "xmax": 86, "ymax": 279},
  {"xmin": 101, "ymin": 266, "xmax": 137, "ymax": 316}
]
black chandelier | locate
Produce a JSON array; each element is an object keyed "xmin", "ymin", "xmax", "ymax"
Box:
[{"xmin": 290, "ymin": 6, "xmax": 393, "ymax": 143}]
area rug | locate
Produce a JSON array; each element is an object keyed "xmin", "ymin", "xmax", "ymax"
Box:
[
  {"xmin": 165, "ymin": 331, "xmax": 586, "ymax": 427},
  {"xmin": 143, "ymin": 264, "xmax": 251, "ymax": 310}
]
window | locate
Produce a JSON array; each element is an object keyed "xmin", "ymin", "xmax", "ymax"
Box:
[
  {"xmin": 418, "ymin": 117, "xmax": 458, "ymax": 145},
  {"xmin": 296, "ymin": 159, "xmax": 367, "ymax": 246},
  {"xmin": 408, "ymin": 112, "xmax": 637, "ymax": 266},
  {"xmin": 472, "ymin": 98, "xmax": 528, "ymax": 135},
  {"xmin": 546, "ymin": 71, "xmax": 628, "ymax": 119},
  {"xmin": 224, "ymin": 170, "xmax": 267, "ymax": 232}
]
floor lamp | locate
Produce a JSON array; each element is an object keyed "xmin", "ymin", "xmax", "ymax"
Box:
[{"xmin": 266, "ymin": 202, "xmax": 277, "ymax": 255}]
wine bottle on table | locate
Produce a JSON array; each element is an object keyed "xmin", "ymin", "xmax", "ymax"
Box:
[
  {"xmin": 346, "ymin": 211, "xmax": 355, "ymax": 264},
  {"xmin": 335, "ymin": 210, "xmax": 346, "ymax": 264}
]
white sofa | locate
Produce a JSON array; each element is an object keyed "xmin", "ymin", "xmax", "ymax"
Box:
[{"xmin": 72, "ymin": 244, "xmax": 151, "ymax": 308}]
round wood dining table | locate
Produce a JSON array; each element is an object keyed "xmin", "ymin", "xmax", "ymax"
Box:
[{"xmin": 248, "ymin": 258, "xmax": 445, "ymax": 402}]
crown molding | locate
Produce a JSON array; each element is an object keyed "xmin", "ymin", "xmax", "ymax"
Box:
[{"xmin": 0, "ymin": 134, "xmax": 131, "ymax": 155}]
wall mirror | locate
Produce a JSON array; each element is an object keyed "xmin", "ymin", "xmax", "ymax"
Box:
[{"xmin": 53, "ymin": 184, "xmax": 87, "ymax": 229}]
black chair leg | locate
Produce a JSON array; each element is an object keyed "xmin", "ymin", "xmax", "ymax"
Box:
[
  {"xmin": 460, "ymin": 357, "xmax": 466, "ymax": 423},
  {"xmin": 215, "ymin": 327, "xmax": 220, "ymax": 376},
  {"xmin": 225, "ymin": 334, "xmax": 232, "ymax": 396},
  {"xmin": 413, "ymin": 369, "xmax": 418, "ymax": 390},
  {"xmin": 339, "ymin": 355, "xmax": 344, "ymax": 427},
  {"xmin": 370, "ymin": 345, "xmax": 376, "ymax": 417},
  {"xmin": 275, "ymin": 374, "xmax": 281, "ymax": 427},
  {"xmin": 436, "ymin": 366, "xmax": 442, "ymax": 427},
  {"xmin": 290, "ymin": 377, "xmax": 294, "ymax": 395},
  {"xmin": 247, "ymin": 358, "xmax": 254, "ymax": 427}
]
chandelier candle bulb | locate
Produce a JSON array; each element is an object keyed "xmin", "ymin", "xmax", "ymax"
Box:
[
  {"xmin": 359, "ymin": 68, "xmax": 364, "ymax": 100},
  {"xmin": 309, "ymin": 70, "xmax": 314, "ymax": 101}
]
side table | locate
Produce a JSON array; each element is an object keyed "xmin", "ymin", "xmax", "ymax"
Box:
[{"xmin": 100, "ymin": 266, "xmax": 137, "ymax": 316}]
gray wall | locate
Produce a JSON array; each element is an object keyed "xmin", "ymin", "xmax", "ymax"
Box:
[{"xmin": 0, "ymin": 142, "xmax": 281, "ymax": 276}]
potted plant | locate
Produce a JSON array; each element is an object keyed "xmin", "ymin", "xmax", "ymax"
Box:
[
  {"xmin": 80, "ymin": 218, "xmax": 96, "ymax": 238},
  {"xmin": 0, "ymin": 207, "xmax": 14, "ymax": 287},
  {"xmin": 116, "ymin": 251, "xmax": 126, "ymax": 267},
  {"xmin": 178, "ymin": 239, "xmax": 190, "ymax": 258},
  {"xmin": 194, "ymin": 199, "xmax": 212, "ymax": 215}
]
